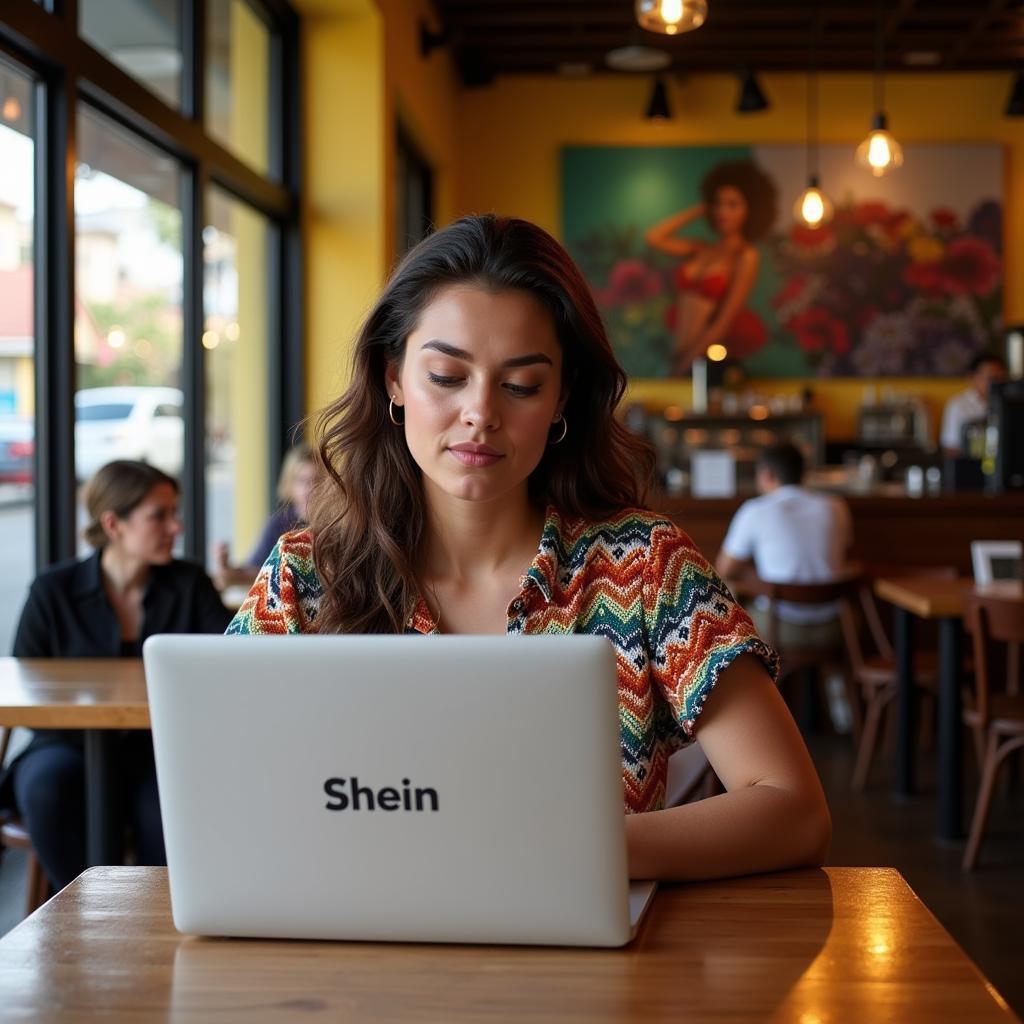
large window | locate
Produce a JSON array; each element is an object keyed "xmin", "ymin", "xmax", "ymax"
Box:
[
  {"xmin": 0, "ymin": 0, "xmax": 301, "ymax": 577},
  {"xmin": 79, "ymin": 0, "xmax": 183, "ymax": 110},
  {"xmin": 206, "ymin": 0, "xmax": 275, "ymax": 177},
  {"xmin": 74, "ymin": 106, "xmax": 184, "ymax": 521},
  {"xmin": 204, "ymin": 187, "xmax": 271, "ymax": 567},
  {"xmin": 0, "ymin": 59, "xmax": 34, "ymax": 648}
]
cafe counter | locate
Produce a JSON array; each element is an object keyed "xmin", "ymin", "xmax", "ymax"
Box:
[{"xmin": 653, "ymin": 490, "xmax": 1024, "ymax": 575}]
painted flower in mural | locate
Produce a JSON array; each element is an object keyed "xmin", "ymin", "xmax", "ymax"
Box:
[
  {"xmin": 851, "ymin": 201, "xmax": 892, "ymax": 228},
  {"xmin": 907, "ymin": 234, "xmax": 944, "ymax": 265},
  {"xmin": 930, "ymin": 207, "xmax": 960, "ymax": 234},
  {"xmin": 598, "ymin": 259, "xmax": 663, "ymax": 306},
  {"xmin": 939, "ymin": 237, "xmax": 1000, "ymax": 297},
  {"xmin": 787, "ymin": 307, "xmax": 850, "ymax": 355},
  {"xmin": 786, "ymin": 224, "xmax": 837, "ymax": 256},
  {"xmin": 770, "ymin": 197, "xmax": 1002, "ymax": 377},
  {"xmin": 904, "ymin": 260, "xmax": 948, "ymax": 296}
]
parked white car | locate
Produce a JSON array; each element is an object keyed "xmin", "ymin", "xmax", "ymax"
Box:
[{"xmin": 75, "ymin": 386, "xmax": 184, "ymax": 482}]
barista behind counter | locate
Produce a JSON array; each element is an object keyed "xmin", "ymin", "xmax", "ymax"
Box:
[{"xmin": 940, "ymin": 354, "xmax": 1007, "ymax": 455}]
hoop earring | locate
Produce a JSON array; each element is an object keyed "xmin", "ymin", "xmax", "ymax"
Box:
[
  {"xmin": 548, "ymin": 414, "xmax": 567, "ymax": 445},
  {"xmin": 388, "ymin": 397, "xmax": 404, "ymax": 426}
]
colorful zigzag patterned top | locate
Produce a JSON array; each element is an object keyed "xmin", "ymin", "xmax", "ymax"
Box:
[{"xmin": 227, "ymin": 506, "xmax": 780, "ymax": 814}]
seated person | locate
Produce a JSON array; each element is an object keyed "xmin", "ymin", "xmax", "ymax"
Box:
[
  {"xmin": 213, "ymin": 444, "xmax": 316, "ymax": 590},
  {"xmin": 227, "ymin": 214, "xmax": 831, "ymax": 881},
  {"xmin": 715, "ymin": 442, "xmax": 852, "ymax": 649},
  {"xmin": 940, "ymin": 353, "xmax": 1007, "ymax": 456},
  {"xmin": 0, "ymin": 460, "xmax": 231, "ymax": 891}
]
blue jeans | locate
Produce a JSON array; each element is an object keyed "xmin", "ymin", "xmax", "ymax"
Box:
[{"xmin": 12, "ymin": 733, "xmax": 165, "ymax": 891}]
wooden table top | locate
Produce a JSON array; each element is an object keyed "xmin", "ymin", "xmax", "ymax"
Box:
[
  {"xmin": 873, "ymin": 578, "xmax": 1024, "ymax": 619},
  {"xmin": 0, "ymin": 658, "xmax": 149, "ymax": 729},
  {"xmin": 0, "ymin": 867, "xmax": 1016, "ymax": 1023}
]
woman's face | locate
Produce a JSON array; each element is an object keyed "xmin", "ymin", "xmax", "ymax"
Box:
[
  {"xmin": 104, "ymin": 482, "xmax": 182, "ymax": 564},
  {"xmin": 710, "ymin": 185, "xmax": 749, "ymax": 237},
  {"xmin": 289, "ymin": 462, "xmax": 316, "ymax": 521},
  {"xmin": 385, "ymin": 283, "xmax": 565, "ymax": 506}
]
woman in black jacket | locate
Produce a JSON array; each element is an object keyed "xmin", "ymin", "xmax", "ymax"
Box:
[{"xmin": 2, "ymin": 460, "xmax": 231, "ymax": 890}]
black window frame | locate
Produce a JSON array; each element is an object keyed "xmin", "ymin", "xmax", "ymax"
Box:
[
  {"xmin": 0, "ymin": 0, "xmax": 303, "ymax": 570},
  {"xmin": 395, "ymin": 122, "xmax": 434, "ymax": 258}
]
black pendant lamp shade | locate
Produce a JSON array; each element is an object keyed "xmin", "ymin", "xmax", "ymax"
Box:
[
  {"xmin": 645, "ymin": 77, "xmax": 672, "ymax": 120},
  {"xmin": 736, "ymin": 70, "xmax": 769, "ymax": 113}
]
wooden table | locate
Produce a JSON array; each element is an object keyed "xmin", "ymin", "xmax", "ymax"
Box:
[
  {"xmin": 0, "ymin": 658, "xmax": 149, "ymax": 866},
  {"xmin": 0, "ymin": 866, "xmax": 1017, "ymax": 1022},
  {"xmin": 872, "ymin": 579, "xmax": 1023, "ymax": 841}
]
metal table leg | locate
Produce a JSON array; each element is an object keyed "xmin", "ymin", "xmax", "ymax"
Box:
[
  {"xmin": 937, "ymin": 617, "xmax": 964, "ymax": 841},
  {"xmin": 894, "ymin": 606, "xmax": 916, "ymax": 797},
  {"xmin": 84, "ymin": 730, "xmax": 121, "ymax": 866}
]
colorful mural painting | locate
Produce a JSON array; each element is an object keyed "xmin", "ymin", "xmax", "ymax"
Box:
[{"xmin": 562, "ymin": 144, "xmax": 1003, "ymax": 379}]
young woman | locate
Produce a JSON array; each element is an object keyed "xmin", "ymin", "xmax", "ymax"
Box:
[
  {"xmin": 228, "ymin": 215, "xmax": 830, "ymax": 881},
  {"xmin": 2, "ymin": 460, "xmax": 231, "ymax": 890},
  {"xmin": 646, "ymin": 160, "xmax": 778, "ymax": 375}
]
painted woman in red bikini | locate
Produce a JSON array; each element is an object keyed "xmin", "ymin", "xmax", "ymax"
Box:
[{"xmin": 645, "ymin": 161, "xmax": 778, "ymax": 376}]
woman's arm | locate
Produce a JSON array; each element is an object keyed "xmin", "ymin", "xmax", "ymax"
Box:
[
  {"xmin": 695, "ymin": 247, "xmax": 759, "ymax": 350},
  {"xmin": 626, "ymin": 654, "xmax": 831, "ymax": 880},
  {"xmin": 645, "ymin": 204, "xmax": 707, "ymax": 257}
]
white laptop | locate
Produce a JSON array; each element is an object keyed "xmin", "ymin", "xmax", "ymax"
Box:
[{"xmin": 143, "ymin": 634, "xmax": 657, "ymax": 947}]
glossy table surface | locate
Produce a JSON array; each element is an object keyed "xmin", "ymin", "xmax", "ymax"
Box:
[
  {"xmin": 0, "ymin": 658, "xmax": 148, "ymax": 729},
  {"xmin": 0, "ymin": 866, "xmax": 1017, "ymax": 1023},
  {"xmin": 873, "ymin": 578, "xmax": 1023, "ymax": 620}
]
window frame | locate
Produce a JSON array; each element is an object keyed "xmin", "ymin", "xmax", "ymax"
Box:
[{"xmin": 0, "ymin": 0, "xmax": 302, "ymax": 569}]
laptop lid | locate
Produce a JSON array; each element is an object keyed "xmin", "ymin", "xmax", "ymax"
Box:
[{"xmin": 144, "ymin": 634, "xmax": 644, "ymax": 947}]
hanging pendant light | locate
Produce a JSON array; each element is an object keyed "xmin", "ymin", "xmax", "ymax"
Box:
[
  {"xmin": 795, "ymin": 176, "xmax": 832, "ymax": 228},
  {"xmin": 856, "ymin": 0, "xmax": 903, "ymax": 177},
  {"xmin": 635, "ymin": 0, "xmax": 707, "ymax": 36},
  {"xmin": 644, "ymin": 76, "xmax": 673, "ymax": 121},
  {"xmin": 794, "ymin": 41, "xmax": 833, "ymax": 229}
]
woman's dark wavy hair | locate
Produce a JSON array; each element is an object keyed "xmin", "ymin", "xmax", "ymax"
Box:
[
  {"xmin": 307, "ymin": 214, "xmax": 656, "ymax": 635},
  {"xmin": 701, "ymin": 160, "xmax": 778, "ymax": 243}
]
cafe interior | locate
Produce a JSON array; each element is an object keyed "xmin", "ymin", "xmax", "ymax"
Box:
[{"xmin": 0, "ymin": 0, "xmax": 1023, "ymax": 1019}]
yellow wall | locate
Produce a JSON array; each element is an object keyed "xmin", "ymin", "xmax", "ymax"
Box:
[
  {"xmin": 453, "ymin": 71, "xmax": 1019, "ymax": 439},
  {"xmin": 297, "ymin": 0, "xmax": 458, "ymax": 415}
]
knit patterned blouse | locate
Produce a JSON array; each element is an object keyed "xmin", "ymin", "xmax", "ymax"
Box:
[{"xmin": 227, "ymin": 506, "xmax": 780, "ymax": 814}]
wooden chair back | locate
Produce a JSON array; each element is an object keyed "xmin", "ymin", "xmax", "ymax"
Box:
[
  {"xmin": 731, "ymin": 569, "xmax": 864, "ymax": 651},
  {"xmin": 964, "ymin": 595, "xmax": 1024, "ymax": 726},
  {"xmin": 839, "ymin": 565, "xmax": 958, "ymax": 667}
]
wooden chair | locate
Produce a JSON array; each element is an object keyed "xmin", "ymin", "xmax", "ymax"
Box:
[
  {"xmin": 731, "ymin": 572, "xmax": 864, "ymax": 740},
  {"xmin": 841, "ymin": 565, "xmax": 967, "ymax": 791},
  {"xmin": 0, "ymin": 727, "xmax": 51, "ymax": 915},
  {"xmin": 962, "ymin": 594, "xmax": 1024, "ymax": 870}
]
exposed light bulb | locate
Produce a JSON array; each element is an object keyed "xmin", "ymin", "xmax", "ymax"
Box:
[
  {"xmin": 661, "ymin": 0, "xmax": 684, "ymax": 26},
  {"xmin": 706, "ymin": 344, "xmax": 728, "ymax": 362},
  {"xmin": 635, "ymin": 0, "xmax": 707, "ymax": 36},
  {"xmin": 793, "ymin": 177, "xmax": 833, "ymax": 228},
  {"xmin": 856, "ymin": 114, "xmax": 903, "ymax": 177}
]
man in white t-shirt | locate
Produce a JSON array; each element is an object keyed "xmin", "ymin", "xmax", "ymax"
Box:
[
  {"xmin": 940, "ymin": 354, "xmax": 1007, "ymax": 455},
  {"xmin": 715, "ymin": 442, "xmax": 852, "ymax": 648}
]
